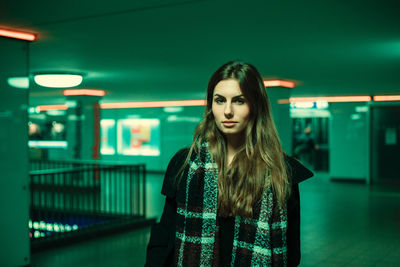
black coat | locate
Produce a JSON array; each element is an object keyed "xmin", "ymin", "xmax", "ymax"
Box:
[{"xmin": 145, "ymin": 148, "xmax": 313, "ymax": 267}]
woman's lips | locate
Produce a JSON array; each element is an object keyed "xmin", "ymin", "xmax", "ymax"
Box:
[{"xmin": 222, "ymin": 121, "xmax": 237, "ymax": 127}]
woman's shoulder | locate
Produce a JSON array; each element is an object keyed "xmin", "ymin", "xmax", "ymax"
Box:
[
  {"xmin": 171, "ymin": 147, "xmax": 190, "ymax": 164},
  {"xmin": 283, "ymin": 153, "xmax": 314, "ymax": 184},
  {"xmin": 161, "ymin": 147, "xmax": 190, "ymax": 198}
]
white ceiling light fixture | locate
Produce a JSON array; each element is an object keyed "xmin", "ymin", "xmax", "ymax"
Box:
[
  {"xmin": 7, "ymin": 77, "xmax": 30, "ymax": 89},
  {"xmin": 34, "ymin": 74, "xmax": 83, "ymax": 88}
]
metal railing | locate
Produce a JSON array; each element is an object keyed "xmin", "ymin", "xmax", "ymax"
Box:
[
  {"xmin": 29, "ymin": 161, "xmax": 148, "ymax": 249},
  {"xmin": 30, "ymin": 159, "xmax": 110, "ymax": 171}
]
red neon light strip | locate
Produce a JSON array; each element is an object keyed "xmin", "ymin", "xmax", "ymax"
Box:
[
  {"xmin": 287, "ymin": 96, "xmax": 371, "ymax": 103},
  {"xmin": 0, "ymin": 28, "xmax": 37, "ymax": 41},
  {"xmin": 63, "ymin": 89, "xmax": 106, "ymax": 97},
  {"xmin": 38, "ymin": 105, "xmax": 68, "ymax": 111},
  {"xmin": 100, "ymin": 100, "xmax": 207, "ymax": 109},
  {"xmin": 264, "ymin": 80, "xmax": 296, "ymax": 88},
  {"xmin": 373, "ymin": 95, "xmax": 400, "ymax": 101}
]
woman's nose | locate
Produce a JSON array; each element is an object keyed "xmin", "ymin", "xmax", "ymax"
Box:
[{"xmin": 224, "ymin": 103, "xmax": 233, "ymax": 118}]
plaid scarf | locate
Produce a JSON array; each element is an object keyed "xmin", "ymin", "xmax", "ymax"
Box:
[{"xmin": 174, "ymin": 141, "xmax": 288, "ymax": 266}]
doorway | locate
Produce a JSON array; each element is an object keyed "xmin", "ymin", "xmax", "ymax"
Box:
[
  {"xmin": 292, "ymin": 117, "xmax": 329, "ymax": 171},
  {"xmin": 370, "ymin": 105, "xmax": 400, "ymax": 184}
]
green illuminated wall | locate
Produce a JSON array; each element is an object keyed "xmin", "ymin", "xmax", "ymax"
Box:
[{"xmin": 329, "ymin": 102, "xmax": 368, "ymax": 180}]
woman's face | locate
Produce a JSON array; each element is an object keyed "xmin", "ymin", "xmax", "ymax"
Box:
[{"xmin": 212, "ymin": 78, "xmax": 250, "ymax": 138}]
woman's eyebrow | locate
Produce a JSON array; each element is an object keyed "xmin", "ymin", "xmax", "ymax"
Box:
[
  {"xmin": 232, "ymin": 95, "xmax": 245, "ymax": 99},
  {"xmin": 214, "ymin": 94, "xmax": 244, "ymax": 98}
]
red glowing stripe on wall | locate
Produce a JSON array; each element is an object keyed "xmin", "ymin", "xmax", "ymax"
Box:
[
  {"xmin": 63, "ymin": 89, "xmax": 106, "ymax": 97},
  {"xmin": 0, "ymin": 28, "xmax": 37, "ymax": 41},
  {"xmin": 100, "ymin": 100, "xmax": 207, "ymax": 109},
  {"xmin": 37, "ymin": 105, "xmax": 68, "ymax": 111},
  {"xmin": 373, "ymin": 95, "xmax": 400, "ymax": 101},
  {"xmin": 263, "ymin": 80, "xmax": 296, "ymax": 88},
  {"xmin": 283, "ymin": 96, "xmax": 372, "ymax": 103},
  {"xmin": 92, "ymin": 103, "xmax": 100, "ymax": 160}
]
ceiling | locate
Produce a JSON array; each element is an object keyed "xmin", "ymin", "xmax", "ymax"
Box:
[{"xmin": 1, "ymin": 0, "xmax": 400, "ymax": 106}]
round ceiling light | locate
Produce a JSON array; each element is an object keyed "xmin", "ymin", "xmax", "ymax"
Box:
[
  {"xmin": 7, "ymin": 77, "xmax": 30, "ymax": 89},
  {"xmin": 34, "ymin": 74, "xmax": 83, "ymax": 88}
]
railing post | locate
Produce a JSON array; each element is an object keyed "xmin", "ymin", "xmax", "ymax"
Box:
[{"xmin": 142, "ymin": 164, "xmax": 146, "ymax": 218}]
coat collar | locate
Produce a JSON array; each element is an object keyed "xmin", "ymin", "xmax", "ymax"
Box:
[{"xmin": 284, "ymin": 154, "xmax": 314, "ymax": 184}]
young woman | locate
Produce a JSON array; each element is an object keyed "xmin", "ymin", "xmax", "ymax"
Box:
[{"xmin": 145, "ymin": 61, "xmax": 313, "ymax": 266}]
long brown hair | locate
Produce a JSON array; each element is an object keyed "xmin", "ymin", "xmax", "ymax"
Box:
[{"xmin": 182, "ymin": 61, "xmax": 289, "ymax": 218}]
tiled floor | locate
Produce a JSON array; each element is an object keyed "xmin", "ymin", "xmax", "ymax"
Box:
[
  {"xmin": 299, "ymin": 174, "xmax": 400, "ymax": 266},
  {"xmin": 30, "ymin": 172, "xmax": 400, "ymax": 266}
]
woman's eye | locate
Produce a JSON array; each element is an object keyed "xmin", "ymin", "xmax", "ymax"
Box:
[
  {"xmin": 215, "ymin": 98, "xmax": 224, "ymax": 104},
  {"xmin": 235, "ymin": 98, "xmax": 245, "ymax": 104}
]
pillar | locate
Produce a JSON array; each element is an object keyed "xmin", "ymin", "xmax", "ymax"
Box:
[
  {"xmin": 66, "ymin": 95, "xmax": 101, "ymax": 160},
  {"xmin": 0, "ymin": 37, "xmax": 30, "ymax": 266}
]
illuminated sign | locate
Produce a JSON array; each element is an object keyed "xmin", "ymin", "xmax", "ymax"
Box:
[
  {"xmin": 290, "ymin": 101, "xmax": 329, "ymax": 109},
  {"xmin": 28, "ymin": 140, "xmax": 68, "ymax": 149},
  {"xmin": 117, "ymin": 119, "xmax": 160, "ymax": 156}
]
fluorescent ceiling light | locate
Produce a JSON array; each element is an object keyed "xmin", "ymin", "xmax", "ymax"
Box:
[
  {"xmin": 63, "ymin": 89, "xmax": 106, "ymax": 96},
  {"xmin": 7, "ymin": 77, "xmax": 29, "ymax": 89},
  {"xmin": 0, "ymin": 28, "xmax": 37, "ymax": 41},
  {"xmin": 284, "ymin": 96, "xmax": 371, "ymax": 103},
  {"xmin": 373, "ymin": 95, "xmax": 400, "ymax": 101},
  {"xmin": 37, "ymin": 105, "xmax": 68, "ymax": 111},
  {"xmin": 100, "ymin": 100, "xmax": 207, "ymax": 109},
  {"xmin": 34, "ymin": 74, "xmax": 83, "ymax": 88},
  {"xmin": 264, "ymin": 80, "xmax": 296, "ymax": 88}
]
